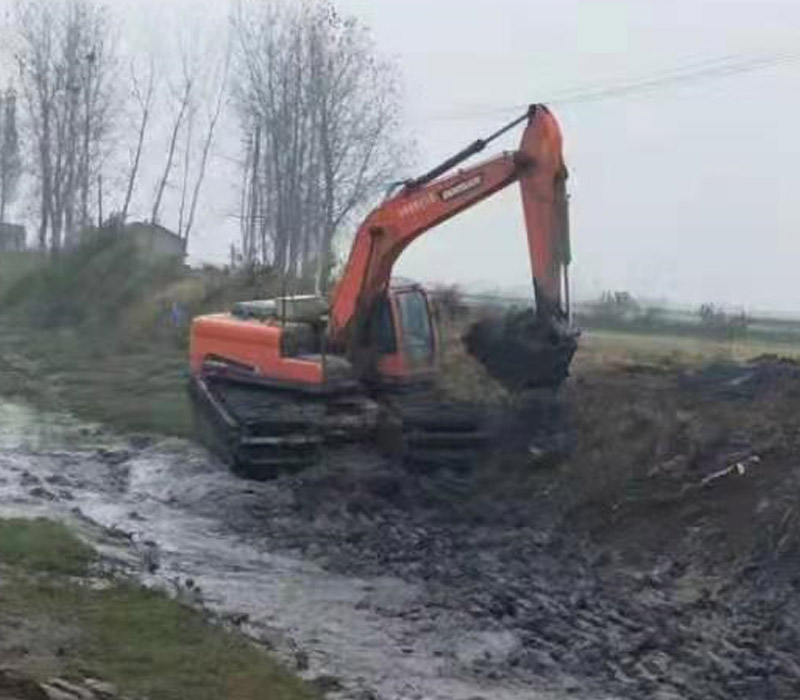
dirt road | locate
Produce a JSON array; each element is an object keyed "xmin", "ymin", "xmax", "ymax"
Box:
[{"xmin": 2, "ymin": 356, "xmax": 800, "ymax": 699}]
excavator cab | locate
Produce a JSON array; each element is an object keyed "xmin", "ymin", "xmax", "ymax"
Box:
[{"xmin": 358, "ymin": 281, "xmax": 438, "ymax": 385}]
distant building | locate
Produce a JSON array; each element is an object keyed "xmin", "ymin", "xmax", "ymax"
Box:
[
  {"xmin": 124, "ymin": 222, "xmax": 185, "ymax": 261},
  {"xmin": 0, "ymin": 223, "xmax": 26, "ymax": 252}
]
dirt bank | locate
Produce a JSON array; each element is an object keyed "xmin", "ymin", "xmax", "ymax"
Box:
[{"xmin": 205, "ymin": 356, "xmax": 800, "ymax": 699}]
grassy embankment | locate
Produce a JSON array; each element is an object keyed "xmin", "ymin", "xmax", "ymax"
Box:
[
  {"xmin": 0, "ymin": 517, "xmax": 316, "ymax": 700},
  {"xmin": 0, "ymin": 236, "xmax": 280, "ymax": 436}
]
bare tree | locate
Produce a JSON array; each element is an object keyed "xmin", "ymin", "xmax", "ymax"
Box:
[
  {"xmin": 181, "ymin": 48, "xmax": 229, "ymax": 245},
  {"xmin": 16, "ymin": 1, "xmax": 57, "ymax": 250},
  {"xmin": 306, "ymin": 7, "xmax": 404, "ymax": 289},
  {"xmin": 16, "ymin": 0, "xmax": 118, "ymax": 251},
  {"xmin": 147, "ymin": 27, "xmax": 229, "ymax": 250},
  {"xmin": 120, "ymin": 58, "xmax": 155, "ymax": 223},
  {"xmin": 0, "ymin": 89, "xmax": 22, "ymax": 223},
  {"xmin": 177, "ymin": 96, "xmax": 195, "ymax": 237},
  {"xmin": 233, "ymin": 0, "xmax": 405, "ymax": 288},
  {"xmin": 239, "ymin": 123, "xmax": 262, "ymax": 266},
  {"xmin": 150, "ymin": 70, "xmax": 192, "ymax": 225}
]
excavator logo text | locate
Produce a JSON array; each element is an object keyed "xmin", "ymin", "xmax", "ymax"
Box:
[
  {"xmin": 440, "ymin": 174, "xmax": 483, "ymax": 201},
  {"xmin": 397, "ymin": 192, "xmax": 437, "ymax": 219}
]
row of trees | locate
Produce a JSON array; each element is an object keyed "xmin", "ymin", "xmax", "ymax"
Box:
[
  {"xmin": 234, "ymin": 2, "xmax": 403, "ymax": 289},
  {"xmin": 588, "ymin": 291, "xmax": 750, "ymax": 334},
  {"xmin": 1, "ymin": 0, "xmax": 404, "ymax": 286},
  {"xmin": 15, "ymin": 1, "xmax": 116, "ymax": 249}
]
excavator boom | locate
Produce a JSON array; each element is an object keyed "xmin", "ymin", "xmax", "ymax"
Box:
[{"xmin": 330, "ymin": 104, "xmax": 571, "ymax": 344}]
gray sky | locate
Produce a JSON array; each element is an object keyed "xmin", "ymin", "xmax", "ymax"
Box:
[
  {"xmin": 4, "ymin": 0, "xmax": 800, "ymax": 312},
  {"xmin": 331, "ymin": 0, "xmax": 800, "ymax": 312}
]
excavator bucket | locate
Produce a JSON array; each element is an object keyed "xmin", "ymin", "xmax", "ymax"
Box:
[{"xmin": 463, "ymin": 308, "xmax": 577, "ymax": 391}]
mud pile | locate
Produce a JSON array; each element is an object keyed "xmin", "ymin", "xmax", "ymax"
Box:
[
  {"xmin": 463, "ymin": 308, "xmax": 578, "ymax": 390},
  {"xmin": 226, "ymin": 356, "xmax": 800, "ymax": 699}
]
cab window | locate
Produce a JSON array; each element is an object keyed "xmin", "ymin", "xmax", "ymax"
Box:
[
  {"xmin": 365, "ymin": 295, "xmax": 397, "ymax": 354},
  {"xmin": 395, "ymin": 290, "xmax": 434, "ymax": 362}
]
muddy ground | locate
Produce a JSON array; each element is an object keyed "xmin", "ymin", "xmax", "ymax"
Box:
[
  {"xmin": 2, "ymin": 356, "xmax": 800, "ymax": 699},
  {"xmin": 209, "ymin": 356, "xmax": 800, "ymax": 699}
]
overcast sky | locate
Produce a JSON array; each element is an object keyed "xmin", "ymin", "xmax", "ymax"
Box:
[
  {"xmin": 331, "ymin": 0, "xmax": 800, "ymax": 312},
  {"xmin": 4, "ymin": 0, "xmax": 800, "ymax": 312}
]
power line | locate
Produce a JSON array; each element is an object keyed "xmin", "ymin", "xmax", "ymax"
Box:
[
  {"xmin": 425, "ymin": 50, "xmax": 800, "ymax": 121},
  {"xmin": 550, "ymin": 51, "xmax": 800, "ymax": 106}
]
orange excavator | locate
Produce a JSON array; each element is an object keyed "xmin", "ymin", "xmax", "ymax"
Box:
[{"xmin": 188, "ymin": 104, "xmax": 577, "ymax": 478}]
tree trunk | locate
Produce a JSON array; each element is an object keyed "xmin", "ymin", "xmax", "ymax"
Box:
[
  {"xmin": 152, "ymin": 79, "xmax": 191, "ymax": 224},
  {"xmin": 80, "ymin": 79, "xmax": 92, "ymax": 229},
  {"xmin": 97, "ymin": 174, "xmax": 103, "ymax": 227},
  {"xmin": 183, "ymin": 70, "xmax": 226, "ymax": 244},
  {"xmin": 38, "ymin": 109, "xmax": 52, "ymax": 250},
  {"xmin": 317, "ymin": 103, "xmax": 336, "ymax": 292},
  {"xmin": 247, "ymin": 124, "xmax": 260, "ymax": 264},
  {"xmin": 121, "ymin": 65, "xmax": 154, "ymax": 223}
]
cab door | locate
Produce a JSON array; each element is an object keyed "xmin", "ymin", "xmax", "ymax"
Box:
[{"xmin": 392, "ymin": 289, "xmax": 436, "ymax": 372}]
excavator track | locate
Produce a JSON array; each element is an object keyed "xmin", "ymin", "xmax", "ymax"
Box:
[
  {"xmin": 384, "ymin": 391, "xmax": 491, "ymax": 473},
  {"xmin": 189, "ymin": 373, "xmax": 379, "ymax": 480},
  {"xmin": 190, "ymin": 373, "xmax": 492, "ymax": 479}
]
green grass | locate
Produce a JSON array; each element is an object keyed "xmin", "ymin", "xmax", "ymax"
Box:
[
  {"xmin": 0, "ymin": 251, "xmax": 45, "ymax": 297},
  {"xmin": 29, "ymin": 583, "xmax": 314, "ymax": 700},
  {"xmin": 0, "ymin": 235, "xmax": 280, "ymax": 438},
  {"xmin": 49, "ymin": 346, "xmax": 192, "ymax": 437},
  {"xmin": 0, "ymin": 327, "xmax": 192, "ymax": 437},
  {"xmin": 0, "ymin": 518, "xmax": 96, "ymax": 576},
  {"xmin": 0, "ymin": 518, "xmax": 316, "ymax": 700}
]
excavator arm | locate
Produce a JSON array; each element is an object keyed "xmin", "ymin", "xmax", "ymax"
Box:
[{"xmin": 329, "ymin": 104, "xmax": 571, "ymax": 344}]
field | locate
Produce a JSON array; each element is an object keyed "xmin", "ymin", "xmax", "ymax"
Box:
[{"xmin": 575, "ymin": 327, "xmax": 800, "ymax": 371}]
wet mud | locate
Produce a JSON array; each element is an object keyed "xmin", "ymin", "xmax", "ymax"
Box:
[{"xmin": 2, "ymin": 357, "xmax": 800, "ymax": 699}]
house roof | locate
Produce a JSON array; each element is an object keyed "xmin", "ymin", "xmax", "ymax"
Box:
[{"xmin": 125, "ymin": 221, "xmax": 182, "ymax": 241}]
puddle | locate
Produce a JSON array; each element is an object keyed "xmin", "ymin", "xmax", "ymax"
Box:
[{"xmin": 0, "ymin": 402, "xmax": 112, "ymax": 452}]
